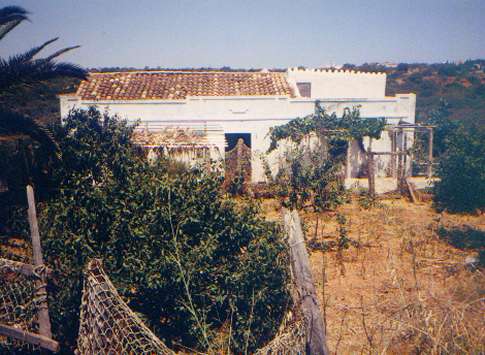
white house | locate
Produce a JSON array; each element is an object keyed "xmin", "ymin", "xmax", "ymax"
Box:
[{"xmin": 59, "ymin": 68, "xmax": 416, "ymax": 184}]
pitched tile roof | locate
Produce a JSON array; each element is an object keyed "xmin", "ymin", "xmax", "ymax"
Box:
[{"xmin": 75, "ymin": 71, "xmax": 294, "ymax": 100}]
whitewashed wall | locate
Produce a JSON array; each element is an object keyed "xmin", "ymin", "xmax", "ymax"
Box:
[
  {"xmin": 59, "ymin": 70, "xmax": 416, "ymax": 182},
  {"xmin": 287, "ymin": 67, "xmax": 387, "ymax": 99}
]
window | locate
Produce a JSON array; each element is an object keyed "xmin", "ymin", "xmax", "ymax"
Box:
[{"xmin": 296, "ymin": 82, "xmax": 311, "ymax": 98}]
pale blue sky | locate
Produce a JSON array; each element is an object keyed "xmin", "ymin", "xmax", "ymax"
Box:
[{"xmin": 1, "ymin": 0, "xmax": 484, "ymax": 69}]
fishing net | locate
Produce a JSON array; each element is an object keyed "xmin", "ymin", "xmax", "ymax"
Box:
[
  {"xmin": 255, "ymin": 318, "xmax": 306, "ymax": 355},
  {"xmin": 1, "ymin": 255, "xmax": 309, "ymax": 354},
  {"xmin": 77, "ymin": 258, "xmax": 310, "ymax": 355},
  {"xmin": 254, "ymin": 286, "xmax": 307, "ymax": 355},
  {"xmin": 0, "ymin": 258, "xmax": 43, "ymax": 352},
  {"xmin": 76, "ymin": 259, "xmax": 174, "ymax": 355}
]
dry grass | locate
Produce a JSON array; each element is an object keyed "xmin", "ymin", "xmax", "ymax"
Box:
[
  {"xmin": 262, "ymin": 198, "xmax": 485, "ymax": 354},
  {"xmin": 2, "ymin": 197, "xmax": 483, "ymax": 354}
]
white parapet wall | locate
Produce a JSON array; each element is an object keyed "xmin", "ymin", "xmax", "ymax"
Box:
[{"xmin": 287, "ymin": 67, "xmax": 387, "ymax": 99}]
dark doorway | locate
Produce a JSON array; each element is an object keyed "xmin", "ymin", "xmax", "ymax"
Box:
[
  {"xmin": 224, "ymin": 133, "xmax": 252, "ymax": 192},
  {"xmin": 225, "ymin": 133, "xmax": 251, "ymax": 152}
]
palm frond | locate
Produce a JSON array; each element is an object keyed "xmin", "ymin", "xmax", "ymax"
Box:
[
  {"xmin": 0, "ymin": 108, "xmax": 61, "ymax": 159},
  {"xmin": 20, "ymin": 37, "xmax": 59, "ymax": 61},
  {"xmin": 0, "ymin": 6, "xmax": 28, "ymax": 18},
  {"xmin": 0, "ymin": 19, "xmax": 22, "ymax": 40},
  {"xmin": 0, "ymin": 5, "xmax": 86, "ymax": 97},
  {"xmin": 44, "ymin": 45, "xmax": 81, "ymax": 61},
  {"xmin": 0, "ymin": 6, "xmax": 29, "ymax": 40},
  {"xmin": 0, "ymin": 57, "xmax": 87, "ymax": 95}
]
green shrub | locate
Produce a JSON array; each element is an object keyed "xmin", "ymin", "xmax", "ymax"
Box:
[
  {"xmin": 420, "ymin": 100, "xmax": 459, "ymax": 158},
  {"xmin": 227, "ymin": 168, "xmax": 246, "ymax": 196},
  {"xmin": 271, "ymin": 144, "xmax": 349, "ymax": 211},
  {"xmin": 433, "ymin": 126, "xmax": 485, "ymax": 213},
  {"xmin": 357, "ymin": 188, "xmax": 382, "ymax": 210},
  {"xmin": 15, "ymin": 108, "xmax": 290, "ymax": 353},
  {"xmin": 266, "ymin": 103, "xmax": 383, "ymax": 211}
]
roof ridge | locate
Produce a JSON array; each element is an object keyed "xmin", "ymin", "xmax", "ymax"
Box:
[
  {"xmin": 76, "ymin": 70, "xmax": 294, "ymax": 100},
  {"xmin": 88, "ymin": 70, "xmax": 282, "ymax": 75}
]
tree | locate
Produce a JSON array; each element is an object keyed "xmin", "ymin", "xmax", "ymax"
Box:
[
  {"xmin": 266, "ymin": 103, "xmax": 385, "ymax": 210},
  {"xmin": 0, "ymin": 5, "xmax": 86, "ymax": 156},
  {"xmin": 422, "ymin": 100, "xmax": 460, "ymax": 157},
  {"xmin": 15, "ymin": 108, "xmax": 290, "ymax": 353},
  {"xmin": 433, "ymin": 125, "xmax": 485, "ymax": 213}
]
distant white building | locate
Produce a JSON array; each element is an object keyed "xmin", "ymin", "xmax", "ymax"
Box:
[{"xmin": 60, "ymin": 68, "xmax": 416, "ymax": 183}]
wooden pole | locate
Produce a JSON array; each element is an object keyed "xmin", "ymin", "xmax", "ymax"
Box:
[
  {"xmin": 367, "ymin": 152, "xmax": 376, "ymax": 198},
  {"xmin": 26, "ymin": 185, "xmax": 53, "ymax": 340},
  {"xmin": 283, "ymin": 208, "xmax": 329, "ymax": 355},
  {"xmin": 367, "ymin": 138, "xmax": 375, "ymax": 197},
  {"xmin": 427, "ymin": 128, "xmax": 434, "ymax": 178},
  {"xmin": 397, "ymin": 128, "xmax": 404, "ymax": 192},
  {"xmin": 0, "ymin": 324, "xmax": 59, "ymax": 352},
  {"xmin": 345, "ymin": 140, "xmax": 351, "ymax": 180},
  {"xmin": 402, "ymin": 130, "xmax": 408, "ymax": 178},
  {"xmin": 0, "ymin": 258, "xmax": 52, "ymax": 278},
  {"xmin": 390, "ymin": 130, "xmax": 397, "ymax": 178},
  {"xmin": 405, "ymin": 178, "xmax": 418, "ymax": 204}
]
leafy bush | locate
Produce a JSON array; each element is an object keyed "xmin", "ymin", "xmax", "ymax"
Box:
[
  {"xmin": 15, "ymin": 108, "xmax": 290, "ymax": 353},
  {"xmin": 227, "ymin": 168, "xmax": 246, "ymax": 196},
  {"xmin": 420, "ymin": 100, "xmax": 459, "ymax": 157},
  {"xmin": 270, "ymin": 144, "xmax": 348, "ymax": 210},
  {"xmin": 433, "ymin": 126, "xmax": 485, "ymax": 213},
  {"xmin": 266, "ymin": 103, "xmax": 384, "ymax": 211},
  {"xmin": 357, "ymin": 188, "xmax": 382, "ymax": 210}
]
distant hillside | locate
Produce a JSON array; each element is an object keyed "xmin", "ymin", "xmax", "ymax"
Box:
[
  {"xmin": 349, "ymin": 60, "xmax": 485, "ymax": 129},
  {"xmin": 11, "ymin": 60, "xmax": 485, "ymax": 129},
  {"xmin": 2, "ymin": 77, "xmax": 80, "ymax": 126}
]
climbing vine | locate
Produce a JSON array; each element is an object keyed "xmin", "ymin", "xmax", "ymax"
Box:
[
  {"xmin": 268, "ymin": 102, "xmax": 385, "ymax": 152},
  {"xmin": 265, "ymin": 102, "xmax": 386, "ymax": 210}
]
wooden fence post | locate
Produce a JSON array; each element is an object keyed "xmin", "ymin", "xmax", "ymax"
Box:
[
  {"xmin": 283, "ymin": 208, "xmax": 329, "ymax": 355},
  {"xmin": 26, "ymin": 185, "xmax": 53, "ymax": 340}
]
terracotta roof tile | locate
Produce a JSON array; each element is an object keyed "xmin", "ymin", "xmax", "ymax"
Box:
[{"xmin": 76, "ymin": 71, "xmax": 294, "ymax": 100}]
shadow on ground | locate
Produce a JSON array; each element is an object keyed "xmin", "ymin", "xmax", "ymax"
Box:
[{"xmin": 438, "ymin": 225, "xmax": 485, "ymax": 266}]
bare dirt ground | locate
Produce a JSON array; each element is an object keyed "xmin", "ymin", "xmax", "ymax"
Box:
[{"xmin": 261, "ymin": 198, "xmax": 485, "ymax": 354}]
